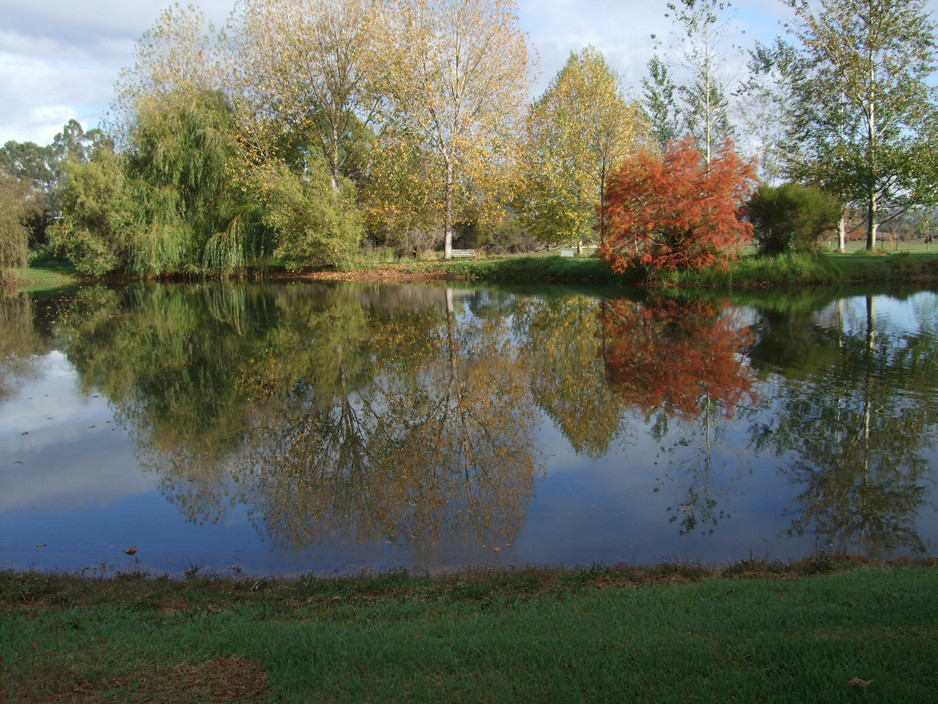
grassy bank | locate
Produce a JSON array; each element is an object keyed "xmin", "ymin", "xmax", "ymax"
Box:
[
  {"xmin": 329, "ymin": 249, "xmax": 938, "ymax": 289},
  {"xmin": 2, "ymin": 559, "xmax": 937, "ymax": 703},
  {"xmin": 433, "ymin": 250, "xmax": 938, "ymax": 287},
  {"xmin": 8, "ymin": 249, "xmax": 938, "ymax": 294},
  {"xmin": 6, "ymin": 252, "xmax": 79, "ymax": 293}
]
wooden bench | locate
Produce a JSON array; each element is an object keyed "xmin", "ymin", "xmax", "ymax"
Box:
[{"xmin": 450, "ymin": 249, "xmax": 476, "ymax": 258}]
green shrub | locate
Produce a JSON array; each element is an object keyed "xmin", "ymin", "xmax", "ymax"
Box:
[{"xmin": 748, "ymin": 182, "xmax": 842, "ymax": 255}]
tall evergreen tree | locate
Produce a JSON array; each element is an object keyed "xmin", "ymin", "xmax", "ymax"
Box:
[{"xmin": 642, "ymin": 54, "xmax": 681, "ymax": 151}]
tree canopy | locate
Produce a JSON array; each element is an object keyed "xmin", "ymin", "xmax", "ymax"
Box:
[
  {"xmin": 12, "ymin": 0, "xmax": 938, "ymax": 274},
  {"xmin": 784, "ymin": 0, "xmax": 938, "ymax": 250},
  {"xmin": 518, "ymin": 46, "xmax": 649, "ymax": 247},
  {"xmin": 600, "ymin": 138, "xmax": 757, "ymax": 275}
]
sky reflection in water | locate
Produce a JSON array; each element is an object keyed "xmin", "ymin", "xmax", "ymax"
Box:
[{"xmin": 1, "ymin": 283, "xmax": 936, "ymax": 577}]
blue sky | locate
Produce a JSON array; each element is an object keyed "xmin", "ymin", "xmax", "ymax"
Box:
[{"xmin": 0, "ymin": 0, "xmax": 935, "ymax": 146}]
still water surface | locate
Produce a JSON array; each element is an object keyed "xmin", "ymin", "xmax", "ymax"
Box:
[{"xmin": 1, "ymin": 282, "xmax": 936, "ymax": 577}]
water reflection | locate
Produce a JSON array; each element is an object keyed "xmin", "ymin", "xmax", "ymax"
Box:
[
  {"xmin": 750, "ymin": 294, "xmax": 938, "ymax": 556},
  {"xmin": 1, "ymin": 282, "xmax": 936, "ymax": 575},
  {"xmin": 47, "ymin": 284, "xmax": 541, "ymax": 554},
  {"xmin": 599, "ymin": 298, "xmax": 760, "ymax": 536},
  {"xmin": 514, "ymin": 295, "xmax": 624, "ymax": 457},
  {"xmin": 0, "ymin": 292, "xmax": 43, "ymax": 402}
]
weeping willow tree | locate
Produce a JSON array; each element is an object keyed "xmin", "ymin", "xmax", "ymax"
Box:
[
  {"xmin": 53, "ymin": 88, "xmax": 272, "ymax": 276},
  {"xmin": 0, "ymin": 171, "xmax": 35, "ymax": 278},
  {"xmin": 126, "ymin": 88, "xmax": 271, "ymax": 275}
]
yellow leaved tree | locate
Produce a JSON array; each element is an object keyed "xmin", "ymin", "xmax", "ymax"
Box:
[
  {"xmin": 376, "ymin": 0, "xmax": 533, "ymax": 258},
  {"xmin": 517, "ymin": 46, "xmax": 649, "ymax": 249},
  {"xmin": 225, "ymin": 0, "xmax": 380, "ymax": 190}
]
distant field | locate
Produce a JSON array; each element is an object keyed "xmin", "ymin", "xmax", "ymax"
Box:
[{"xmin": 825, "ymin": 239, "xmax": 937, "ymax": 253}]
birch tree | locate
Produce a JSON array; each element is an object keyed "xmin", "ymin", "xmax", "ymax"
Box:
[
  {"xmin": 666, "ymin": 0, "xmax": 741, "ymax": 164},
  {"xmin": 785, "ymin": 0, "xmax": 938, "ymax": 250},
  {"xmin": 378, "ymin": 0, "xmax": 532, "ymax": 259}
]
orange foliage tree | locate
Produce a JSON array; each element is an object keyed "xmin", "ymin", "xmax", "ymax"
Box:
[{"xmin": 599, "ymin": 138, "xmax": 758, "ymax": 274}]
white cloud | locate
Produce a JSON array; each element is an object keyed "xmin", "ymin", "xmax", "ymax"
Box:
[
  {"xmin": 0, "ymin": 49, "xmax": 107, "ymax": 143},
  {"xmin": 0, "ymin": 0, "xmax": 234, "ymax": 144},
  {"xmin": 1, "ymin": 0, "xmax": 937, "ymax": 145}
]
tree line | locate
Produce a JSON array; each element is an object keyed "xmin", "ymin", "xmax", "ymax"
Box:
[{"xmin": 2, "ymin": 0, "xmax": 937, "ymax": 279}]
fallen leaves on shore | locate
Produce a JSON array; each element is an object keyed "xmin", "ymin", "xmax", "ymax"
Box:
[{"xmin": 847, "ymin": 677, "xmax": 874, "ymax": 689}]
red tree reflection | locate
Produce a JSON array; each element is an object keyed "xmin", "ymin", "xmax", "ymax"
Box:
[{"xmin": 599, "ymin": 299, "xmax": 757, "ymax": 420}]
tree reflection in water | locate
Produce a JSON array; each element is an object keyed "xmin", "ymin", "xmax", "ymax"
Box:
[
  {"xmin": 513, "ymin": 294, "xmax": 626, "ymax": 457},
  {"xmin": 598, "ymin": 297, "xmax": 759, "ymax": 535},
  {"xmin": 37, "ymin": 283, "xmax": 938, "ymax": 565},
  {"xmin": 750, "ymin": 294, "xmax": 938, "ymax": 557},
  {"xmin": 53, "ymin": 283, "xmax": 541, "ymax": 554},
  {"xmin": 0, "ymin": 291, "xmax": 42, "ymax": 402},
  {"xmin": 239, "ymin": 287, "xmax": 540, "ymax": 554}
]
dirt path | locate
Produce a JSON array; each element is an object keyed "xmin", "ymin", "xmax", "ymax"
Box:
[{"xmin": 285, "ymin": 264, "xmax": 468, "ymax": 283}]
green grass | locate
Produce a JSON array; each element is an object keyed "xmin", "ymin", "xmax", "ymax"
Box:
[
  {"xmin": 5, "ymin": 251, "xmax": 79, "ymax": 293},
  {"xmin": 330, "ymin": 249, "xmax": 938, "ymax": 289},
  {"xmin": 2, "ymin": 560, "xmax": 937, "ymax": 702},
  {"xmin": 8, "ymin": 247, "xmax": 938, "ymax": 294},
  {"xmin": 652, "ymin": 251, "xmax": 938, "ymax": 289}
]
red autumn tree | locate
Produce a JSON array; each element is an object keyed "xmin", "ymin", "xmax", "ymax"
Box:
[{"xmin": 599, "ymin": 138, "xmax": 758, "ymax": 274}]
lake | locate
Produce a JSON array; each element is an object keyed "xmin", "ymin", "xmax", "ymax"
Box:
[{"xmin": 1, "ymin": 282, "xmax": 936, "ymax": 577}]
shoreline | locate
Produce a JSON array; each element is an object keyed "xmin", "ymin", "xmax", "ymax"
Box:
[
  {"xmin": 4, "ymin": 555, "xmax": 936, "ymax": 594},
  {"xmin": 4, "ymin": 558, "xmax": 936, "ymax": 702},
  {"xmin": 11, "ymin": 250, "xmax": 938, "ymax": 292}
]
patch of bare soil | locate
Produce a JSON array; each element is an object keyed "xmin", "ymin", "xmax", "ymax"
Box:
[
  {"xmin": 3, "ymin": 654, "xmax": 270, "ymax": 703},
  {"xmin": 288, "ymin": 264, "xmax": 466, "ymax": 283}
]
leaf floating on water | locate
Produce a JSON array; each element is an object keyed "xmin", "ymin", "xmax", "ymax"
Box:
[
  {"xmin": 847, "ymin": 678, "xmax": 873, "ymax": 689},
  {"xmin": 123, "ymin": 547, "xmax": 138, "ymax": 555},
  {"xmin": 20, "ymin": 432, "xmax": 28, "ymax": 436},
  {"xmin": 36, "ymin": 543, "xmax": 47, "ymax": 548},
  {"xmin": 491, "ymin": 547, "xmax": 503, "ymax": 552}
]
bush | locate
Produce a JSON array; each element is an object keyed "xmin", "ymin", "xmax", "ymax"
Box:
[
  {"xmin": 600, "ymin": 138, "xmax": 757, "ymax": 275},
  {"xmin": 748, "ymin": 182, "xmax": 842, "ymax": 255},
  {"xmin": 261, "ymin": 163, "xmax": 363, "ymax": 271}
]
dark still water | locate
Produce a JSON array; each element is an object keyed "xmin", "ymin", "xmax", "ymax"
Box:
[{"xmin": 2, "ymin": 282, "xmax": 937, "ymax": 577}]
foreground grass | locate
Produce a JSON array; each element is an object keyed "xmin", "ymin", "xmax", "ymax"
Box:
[{"xmin": 2, "ymin": 559, "xmax": 937, "ymax": 703}]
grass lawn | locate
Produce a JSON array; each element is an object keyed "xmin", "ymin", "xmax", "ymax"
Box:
[
  {"xmin": 7, "ymin": 252, "xmax": 79, "ymax": 293},
  {"xmin": 2, "ymin": 560, "xmax": 937, "ymax": 703}
]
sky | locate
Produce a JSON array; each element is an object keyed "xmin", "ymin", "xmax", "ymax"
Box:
[{"xmin": 1, "ymin": 0, "xmax": 936, "ymax": 146}]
